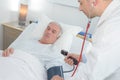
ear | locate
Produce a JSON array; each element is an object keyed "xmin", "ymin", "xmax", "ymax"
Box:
[{"xmin": 93, "ymin": 0, "xmax": 97, "ymax": 6}]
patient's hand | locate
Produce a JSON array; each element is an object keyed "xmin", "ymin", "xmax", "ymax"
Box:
[
  {"xmin": 64, "ymin": 53, "xmax": 79, "ymax": 66},
  {"xmin": 51, "ymin": 75, "xmax": 64, "ymax": 80},
  {"xmin": 2, "ymin": 48, "xmax": 14, "ymax": 57}
]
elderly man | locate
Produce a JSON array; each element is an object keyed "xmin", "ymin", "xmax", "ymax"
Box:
[
  {"xmin": 52, "ymin": 0, "xmax": 120, "ymax": 80},
  {"xmin": 2, "ymin": 21, "xmax": 63, "ymax": 68},
  {"xmin": 1, "ymin": 21, "xmax": 66, "ymax": 80},
  {"xmin": 2, "ymin": 21, "xmax": 62, "ymax": 55}
]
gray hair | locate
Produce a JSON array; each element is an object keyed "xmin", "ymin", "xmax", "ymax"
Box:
[{"xmin": 49, "ymin": 21, "xmax": 63, "ymax": 37}]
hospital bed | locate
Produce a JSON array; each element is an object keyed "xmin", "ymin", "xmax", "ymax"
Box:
[{"xmin": 0, "ymin": 13, "xmax": 88, "ymax": 80}]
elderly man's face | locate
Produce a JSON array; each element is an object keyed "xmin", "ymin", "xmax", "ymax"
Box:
[{"xmin": 41, "ymin": 22, "xmax": 61, "ymax": 44}]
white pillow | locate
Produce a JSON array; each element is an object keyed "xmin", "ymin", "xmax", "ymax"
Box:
[
  {"xmin": 30, "ymin": 14, "xmax": 83, "ymax": 51},
  {"xmin": 31, "ymin": 14, "xmax": 53, "ymax": 39},
  {"xmin": 54, "ymin": 23, "xmax": 83, "ymax": 51},
  {"xmin": 10, "ymin": 14, "xmax": 83, "ymax": 51}
]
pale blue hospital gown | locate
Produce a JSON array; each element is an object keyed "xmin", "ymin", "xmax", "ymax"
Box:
[{"xmin": 11, "ymin": 38, "xmax": 64, "ymax": 69}]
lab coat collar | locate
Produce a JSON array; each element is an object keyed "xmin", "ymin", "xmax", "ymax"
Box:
[{"xmin": 96, "ymin": 0, "xmax": 120, "ymax": 27}]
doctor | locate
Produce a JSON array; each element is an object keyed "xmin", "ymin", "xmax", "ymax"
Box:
[{"xmin": 51, "ymin": 0, "xmax": 120, "ymax": 80}]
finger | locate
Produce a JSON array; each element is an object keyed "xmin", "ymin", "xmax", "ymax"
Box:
[
  {"xmin": 3, "ymin": 49, "xmax": 7, "ymax": 57},
  {"xmin": 64, "ymin": 57, "xmax": 70, "ymax": 63},
  {"xmin": 64, "ymin": 57, "xmax": 67, "ymax": 62},
  {"xmin": 6, "ymin": 48, "xmax": 14, "ymax": 56},
  {"xmin": 2, "ymin": 51, "xmax": 5, "ymax": 57},
  {"xmin": 9, "ymin": 48, "xmax": 14, "ymax": 54},
  {"xmin": 65, "ymin": 58, "xmax": 74, "ymax": 65},
  {"xmin": 5, "ymin": 48, "xmax": 11, "ymax": 57},
  {"xmin": 6, "ymin": 49, "xmax": 10, "ymax": 56},
  {"xmin": 67, "ymin": 59, "xmax": 74, "ymax": 65},
  {"xmin": 64, "ymin": 54, "xmax": 72, "ymax": 61}
]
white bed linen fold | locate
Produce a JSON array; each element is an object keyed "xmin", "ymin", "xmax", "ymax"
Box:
[{"xmin": 0, "ymin": 49, "xmax": 47, "ymax": 80}]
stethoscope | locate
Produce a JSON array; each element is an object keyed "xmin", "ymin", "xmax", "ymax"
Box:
[
  {"xmin": 71, "ymin": 19, "xmax": 91, "ymax": 76},
  {"xmin": 71, "ymin": 1, "xmax": 94, "ymax": 76}
]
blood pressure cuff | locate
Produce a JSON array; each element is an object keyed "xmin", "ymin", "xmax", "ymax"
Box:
[{"xmin": 47, "ymin": 66, "xmax": 64, "ymax": 80}]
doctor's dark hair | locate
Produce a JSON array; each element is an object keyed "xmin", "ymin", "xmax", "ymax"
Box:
[{"xmin": 49, "ymin": 21, "xmax": 63, "ymax": 38}]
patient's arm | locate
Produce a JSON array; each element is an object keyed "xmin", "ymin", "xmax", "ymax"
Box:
[{"xmin": 2, "ymin": 48, "xmax": 14, "ymax": 57}]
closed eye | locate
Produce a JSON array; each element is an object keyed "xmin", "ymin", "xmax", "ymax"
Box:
[{"xmin": 52, "ymin": 30, "xmax": 57, "ymax": 34}]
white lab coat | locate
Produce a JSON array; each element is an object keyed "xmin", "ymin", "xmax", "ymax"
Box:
[
  {"xmin": 68, "ymin": 0, "xmax": 120, "ymax": 80},
  {"xmin": 87, "ymin": 0, "xmax": 120, "ymax": 80}
]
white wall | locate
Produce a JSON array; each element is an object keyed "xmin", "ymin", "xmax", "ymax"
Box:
[
  {"xmin": 43, "ymin": 2, "xmax": 99, "ymax": 33},
  {"xmin": 27, "ymin": 0, "xmax": 99, "ymax": 33}
]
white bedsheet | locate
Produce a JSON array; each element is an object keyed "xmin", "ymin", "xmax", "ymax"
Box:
[{"xmin": 0, "ymin": 49, "xmax": 47, "ymax": 80}]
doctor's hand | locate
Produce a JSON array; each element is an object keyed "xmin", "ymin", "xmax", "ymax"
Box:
[
  {"xmin": 64, "ymin": 53, "xmax": 79, "ymax": 66},
  {"xmin": 2, "ymin": 47, "xmax": 14, "ymax": 57},
  {"xmin": 51, "ymin": 75, "xmax": 64, "ymax": 80}
]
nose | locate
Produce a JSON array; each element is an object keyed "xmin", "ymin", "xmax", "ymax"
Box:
[{"xmin": 47, "ymin": 30, "xmax": 52, "ymax": 34}]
